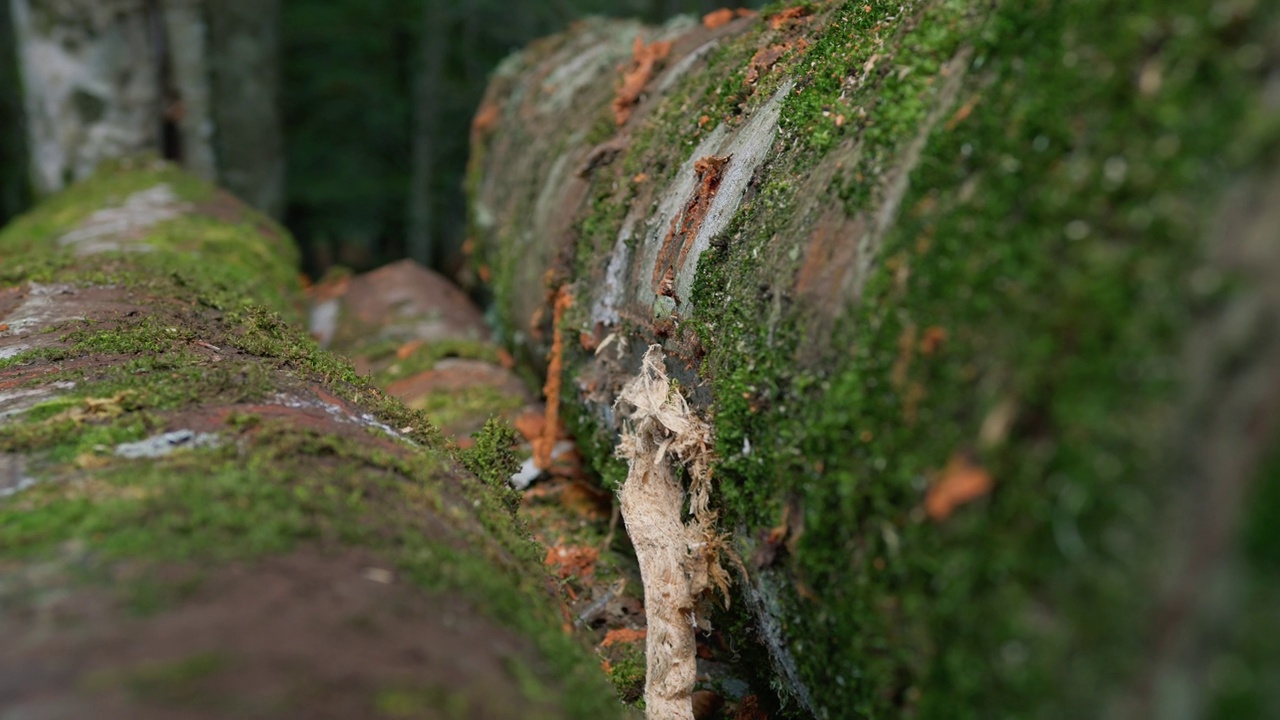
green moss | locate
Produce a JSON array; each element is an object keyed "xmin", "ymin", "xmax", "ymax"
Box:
[
  {"xmin": 604, "ymin": 644, "xmax": 646, "ymax": 703},
  {"xmin": 460, "ymin": 417, "xmax": 524, "ymax": 515},
  {"xmin": 677, "ymin": 0, "xmax": 1280, "ymax": 716},
  {"xmin": 1207, "ymin": 442, "xmax": 1280, "ymax": 718},
  {"xmin": 367, "ymin": 338, "xmax": 502, "ymax": 385},
  {"xmin": 0, "ymin": 157, "xmax": 214, "ymax": 259},
  {"xmin": 2, "ymin": 162, "xmax": 623, "ymax": 718},
  {"xmin": 121, "ymin": 652, "xmax": 229, "ymax": 705},
  {"xmin": 374, "ymin": 685, "xmax": 470, "ymax": 718}
]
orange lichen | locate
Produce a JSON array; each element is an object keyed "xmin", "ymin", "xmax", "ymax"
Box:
[
  {"xmin": 702, "ymin": 8, "xmax": 735, "ymax": 29},
  {"xmin": 534, "ymin": 288, "xmax": 572, "ymax": 469},
  {"xmin": 745, "ymin": 43, "xmax": 790, "ymax": 84},
  {"xmin": 945, "ymin": 94, "xmax": 980, "ymax": 131},
  {"xmin": 395, "ymin": 339, "xmax": 424, "ymax": 360},
  {"xmin": 613, "ymin": 36, "xmax": 673, "ymax": 126},
  {"xmin": 471, "ymin": 100, "xmax": 500, "ymax": 139},
  {"xmin": 919, "ymin": 325, "xmax": 948, "ymax": 355},
  {"xmin": 925, "ymin": 452, "xmax": 995, "ymax": 521},
  {"xmin": 545, "ymin": 543, "xmax": 600, "ymax": 581},
  {"xmin": 767, "ymin": 5, "xmax": 811, "ymax": 30},
  {"xmin": 305, "ymin": 272, "xmax": 350, "ymax": 302},
  {"xmin": 651, "ymin": 155, "xmax": 730, "ymax": 290},
  {"xmin": 600, "ymin": 627, "xmax": 648, "ymax": 648},
  {"xmin": 514, "ymin": 408, "xmax": 546, "ymax": 442}
]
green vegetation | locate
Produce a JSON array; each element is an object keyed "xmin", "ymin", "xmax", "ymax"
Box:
[
  {"xmin": 475, "ymin": 0, "xmax": 1280, "ymax": 716},
  {"xmin": 0, "ymin": 161, "xmax": 622, "ymax": 718},
  {"xmin": 680, "ymin": 0, "xmax": 1280, "ymax": 716}
]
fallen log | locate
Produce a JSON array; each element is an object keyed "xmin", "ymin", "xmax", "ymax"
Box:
[
  {"xmin": 0, "ymin": 159, "xmax": 625, "ymax": 719},
  {"xmin": 469, "ymin": 3, "xmax": 1280, "ymax": 717}
]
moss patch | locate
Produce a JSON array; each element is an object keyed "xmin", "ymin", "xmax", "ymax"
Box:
[
  {"xmin": 1, "ymin": 161, "xmax": 624, "ymax": 718},
  {"xmin": 683, "ymin": 0, "xmax": 1280, "ymax": 716}
]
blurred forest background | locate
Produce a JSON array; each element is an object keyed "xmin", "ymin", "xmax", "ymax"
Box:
[{"xmin": 0, "ymin": 0, "xmax": 763, "ymax": 277}]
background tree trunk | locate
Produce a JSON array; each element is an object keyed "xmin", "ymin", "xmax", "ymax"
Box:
[
  {"xmin": 468, "ymin": 4, "xmax": 1280, "ymax": 717},
  {"xmin": 5, "ymin": 0, "xmax": 283, "ymax": 218},
  {"xmin": 407, "ymin": 0, "xmax": 446, "ymax": 269},
  {"xmin": 0, "ymin": 0, "xmax": 29, "ymax": 226},
  {"xmin": 204, "ymin": 0, "xmax": 285, "ymax": 219},
  {"xmin": 8, "ymin": 0, "xmax": 161, "ymax": 195},
  {"xmin": 159, "ymin": 0, "xmax": 217, "ymax": 181},
  {"xmin": 0, "ymin": 160, "xmax": 623, "ymax": 719}
]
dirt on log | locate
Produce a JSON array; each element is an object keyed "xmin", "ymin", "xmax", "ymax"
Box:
[
  {"xmin": 0, "ymin": 159, "xmax": 625, "ymax": 719},
  {"xmin": 469, "ymin": 3, "xmax": 1280, "ymax": 718}
]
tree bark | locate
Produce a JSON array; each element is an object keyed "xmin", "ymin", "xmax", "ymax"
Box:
[
  {"xmin": 469, "ymin": 4, "xmax": 1280, "ymax": 718},
  {"xmin": 8, "ymin": 0, "xmax": 161, "ymax": 195},
  {"xmin": 204, "ymin": 0, "xmax": 285, "ymax": 219},
  {"xmin": 0, "ymin": 160, "xmax": 623, "ymax": 719},
  {"xmin": 159, "ymin": 0, "xmax": 217, "ymax": 182},
  {"xmin": 6, "ymin": 0, "xmax": 283, "ymax": 219},
  {"xmin": 407, "ymin": 0, "xmax": 446, "ymax": 268}
]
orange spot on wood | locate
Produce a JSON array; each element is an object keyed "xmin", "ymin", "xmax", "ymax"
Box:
[
  {"xmin": 613, "ymin": 36, "xmax": 673, "ymax": 126},
  {"xmin": 600, "ymin": 627, "xmax": 647, "ymax": 648},
  {"xmin": 544, "ymin": 543, "xmax": 600, "ymax": 580},
  {"xmin": 633, "ymin": 172, "xmax": 650, "ymax": 184},
  {"xmin": 307, "ymin": 273, "xmax": 350, "ymax": 302},
  {"xmin": 767, "ymin": 5, "xmax": 811, "ymax": 30},
  {"xmin": 702, "ymin": 8, "xmax": 735, "ymax": 29},
  {"xmin": 534, "ymin": 288, "xmax": 572, "ymax": 469},
  {"xmin": 919, "ymin": 326, "xmax": 948, "ymax": 355},
  {"xmin": 945, "ymin": 94, "xmax": 980, "ymax": 131},
  {"xmin": 395, "ymin": 339, "xmax": 424, "ymax": 360},
  {"xmin": 514, "ymin": 408, "xmax": 546, "ymax": 443},
  {"xmin": 471, "ymin": 101, "xmax": 500, "ymax": 137},
  {"xmin": 0, "ymin": 324, "xmax": 8, "ymax": 333},
  {"xmin": 745, "ymin": 43, "xmax": 790, "ymax": 84},
  {"xmin": 925, "ymin": 452, "xmax": 994, "ymax": 521},
  {"xmin": 651, "ymin": 155, "xmax": 730, "ymax": 289}
]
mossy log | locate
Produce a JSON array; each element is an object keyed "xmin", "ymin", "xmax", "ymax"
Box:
[
  {"xmin": 469, "ymin": 3, "xmax": 1280, "ymax": 717},
  {"xmin": 0, "ymin": 159, "xmax": 624, "ymax": 719}
]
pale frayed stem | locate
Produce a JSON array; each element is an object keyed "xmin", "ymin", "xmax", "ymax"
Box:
[{"xmin": 616, "ymin": 345, "xmax": 728, "ymax": 720}]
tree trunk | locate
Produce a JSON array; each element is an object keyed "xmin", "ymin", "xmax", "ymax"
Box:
[
  {"xmin": 6, "ymin": 0, "xmax": 283, "ymax": 219},
  {"xmin": 468, "ymin": 4, "xmax": 1280, "ymax": 718},
  {"xmin": 0, "ymin": 160, "xmax": 624, "ymax": 719},
  {"xmin": 159, "ymin": 0, "xmax": 217, "ymax": 182},
  {"xmin": 407, "ymin": 0, "xmax": 446, "ymax": 268},
  {"xmin": 8, "ymin": 0, "xmax": 161, "ymax": 195},
  {"xmin": 204, "ymin": 0, "xmax": 285, "ymax": 219},
  {"xmin": 0, "ymin": 0, "xmax": 29, "ymax": 226}
]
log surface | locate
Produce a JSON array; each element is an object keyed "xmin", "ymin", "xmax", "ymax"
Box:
[
  {"xmin": 0, "ymin": 159, "xmax": 624, "ymax": 719},
  {"xmin": 469, "ymin": 3, "xmax": 1280, "ymax": 717}
]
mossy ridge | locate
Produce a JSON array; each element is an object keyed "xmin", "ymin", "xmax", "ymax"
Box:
[
  {"xmin": 0, "ymin": 421, "xmax": 618, "ymax": 717},
  {"xmin": 0, "ymin": 159, "xmax": 301, "ymax": 324},
  {"xmin": 686, "ymin": 0, "xmax": 1278, "ymax": 717},
  {"xmin": 1, "ymin": 165, "xmax": 624, "ymax": 717},
  {"xmin": 0, "ymin": 158, "xmax": 214, "ymax": 259}
]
